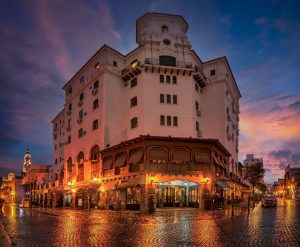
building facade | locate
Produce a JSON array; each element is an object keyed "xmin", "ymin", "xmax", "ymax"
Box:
[{"xmin": 50, "ymin": 13, "xmax": 244, "ymax": 212}]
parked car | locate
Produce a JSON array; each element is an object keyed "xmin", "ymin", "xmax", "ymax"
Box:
[
  {"xmin": 261, "ymin": 194, "xmax": 277, "ymax": 207},
  {"xmin": 20, "ymin": 198, "xmax": 30, "ymax": 208}
]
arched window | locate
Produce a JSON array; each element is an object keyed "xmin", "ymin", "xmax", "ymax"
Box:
[
  {"xmin": 90, "ymin": 145, "xmax": 100, "ymax": 161},
  {"xmin": 161, "ymin": 25, "xmax": 168, "ymax": 32},
  {"xmin": 67, "ymin": 157, "xmax": 72, "ymax": 172},
  {"xmin": 77, "ymin": 151, "xmax": 84, "ymax": 164}
]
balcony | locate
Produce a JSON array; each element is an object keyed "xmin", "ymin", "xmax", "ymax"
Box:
[
  {"xmin": 129, "ymin": 162, "xmax": 210, "ymax": 173},
  {"xmin": 193, "ymin": 66, "xmax": 207, "ymax": 88},
  {"xmin": 121, "ymin": 61, "xmax": 143, "ymax": 83}
]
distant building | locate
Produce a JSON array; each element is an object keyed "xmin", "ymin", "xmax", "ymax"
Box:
[{"xmin": 284, "ymin": 165, "xmax": 300, "ymax": 199}]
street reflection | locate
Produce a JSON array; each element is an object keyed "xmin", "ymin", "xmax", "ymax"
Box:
[{"xmin": 0, "ymin": 201, "xmax": 299, "ymax": 246}]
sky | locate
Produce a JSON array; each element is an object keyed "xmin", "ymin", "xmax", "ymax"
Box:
[{"xmin": 0, "ymin": 0, "xmax": 299, "ymax": 183}]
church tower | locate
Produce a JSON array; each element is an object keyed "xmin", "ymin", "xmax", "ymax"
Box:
[{"xmin": 23, "ymin": 147, "xmax": 31, "ymax": 174}]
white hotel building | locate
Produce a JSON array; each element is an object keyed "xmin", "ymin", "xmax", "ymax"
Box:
[{"xmin": 50, "ymin": 13, "xmax": 242, "ymax": 211}]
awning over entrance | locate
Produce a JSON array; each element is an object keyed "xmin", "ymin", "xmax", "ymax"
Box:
[
  {"xmin": 216, "ymin": 179, "xmax": 232, "ymax": 190},
  {"xmin": 116, "ymin": 178, "xmax": 142, "ymax": 189}
]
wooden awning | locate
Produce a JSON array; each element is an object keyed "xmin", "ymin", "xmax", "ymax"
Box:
[
  {"xmin": 172, "ymin": 148, "xmax": 190, "ymax": 162},
  {"xmin": 113, "ymin": 153, "xmax": 127, "ymax": 167},
  {"xmin": 129, "ymin": 149, "xmax": 144, "ymax": 164},
  {"xmin": 194, "ymin": 150, "xmax": 210, "ymax": 163},
  {"xmin": 102, "ymin": 157, "xmax": 113, "ymax": 170},
  {"xmin": 149, "ymin": 147, "xmax": 168, "ymax": 161}
]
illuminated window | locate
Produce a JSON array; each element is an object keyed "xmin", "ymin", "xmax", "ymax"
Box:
[
  {"xmin": 130, "ymin": 60, "xmax": 138, "ymax": 69},
  {"xmin": 95, "ymin": 62, "xmax": 100, "ymax": 70}
]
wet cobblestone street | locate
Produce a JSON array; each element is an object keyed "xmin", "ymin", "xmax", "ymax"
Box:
[{"xmin": 1, "ymin": 199, "xmax": 300, "ymax": 246}]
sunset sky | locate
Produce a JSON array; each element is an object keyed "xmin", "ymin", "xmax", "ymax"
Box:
[{"xmin": 0, "ymin": 0, "xmax": 299, "ymax": 183}]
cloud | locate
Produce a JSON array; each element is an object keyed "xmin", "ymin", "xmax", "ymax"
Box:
[
  {"xmin": 269, "ymin": 150, "xmax": 291, "ymax": 160},
  {"xmin": 255, "ymin": 17, "xmax": 268, "ymax": 26},
  {"xmin": 288, "ymin": 101, "xmax": 300, "ymax": 110}
]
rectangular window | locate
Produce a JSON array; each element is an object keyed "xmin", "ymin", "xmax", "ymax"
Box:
[
  {"xmin": 93, "ymin": 80, "xmax": 99, "ymax": 89},
  {"xmin": 195, "ymin": 83, "xmax": 199, "ymax": 92},
  {"xmin": 160, "ymin": 75, "xmax": 164, "ymax": 83},
  {"xmin": 80, "ymin": 76, "xmax": 85, "ymax": 84},
  {"xmin": 68, "ymin": 103, "xmax": 72, "ymax": 111},
  {"xmin": 113, "ymin": 60, "xmax": 118, "ymax": 67},
  {"xmin": 195, "ymin": 101, "xmax": 199, "ymax": 110},
  {"xmin": 196, "ymin": 121, "xmax": 199, "ymax": 131},
  {"xmin": 167, "ymin": 116, "xmax": 171, "ymax": 126},
  {"xmin": 68, "ymin": 135, "xmax": 71, "ymax": 144},
  {"xmin": 173, "ymin": 116, "xmax": 178, "ymax": 126},
  {"xmin": 160, "ymin": 94, "xmax": 164, "ymax": 103},
  {"xmin": 68, "ymin": 87, "xmax": 72, "ymax": 95},
  {"xmin": 166, "ymin": 75, "xmax": 171, "ymax": 84},
  {"xmin": 172, "ymin": 76, "xmax": 177, "ymax": 84},
  {"xmin": 173, "ymin": 95, "xmax": 177, "ymax": 104},
  {"xmin": 130, "ymin": 96, "xmax": 137, "ymax": 107},
  {"xmin": 93, "ymin": 99, "xmax": 99, "ymax": 109},
  {"xmin": 78, "ymin": 128, "xmax": 83, "ymax": 138},
  {"xmin": 166, "ymin": 94, "xmax": 171, "ymax": 104},
  {"xmin": 131, "ymin": 78, "xmax": 137, "ymax": 88},
  {"xmin": 79, "ymin": 109, "xmax": 84, "ymax": 119},
  {"xmin": 131, "ymin": 117, "xmax": 138, "ymax": 129},
  {"xmin": 210, "ymin": 69, "xmax": 216, "ymax": 76},
  {"xmin": 93, "ymin": 120, "xmax": 98, "ymax": 130},
  {"xmin": 79, "ymin": 93, "xmax": 84, "ymax": 101},
  {"xmin": 160, "ymin": 115, "xmax": 165, "ymax": 125}
]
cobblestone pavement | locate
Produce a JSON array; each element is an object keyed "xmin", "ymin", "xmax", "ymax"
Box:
[{"xmin": 0, "ymin": 199, "xmax": 300, "ymax": 246}]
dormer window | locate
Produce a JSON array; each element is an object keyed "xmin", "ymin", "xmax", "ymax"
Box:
[{"xmin": 162, "ymin": 25, "xmax": 168, "ymax": 33}]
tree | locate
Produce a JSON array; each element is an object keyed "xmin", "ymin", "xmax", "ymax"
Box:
[{"xmin": 245, "ymin": 162, "xmax": 265, "ymax": 206}]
